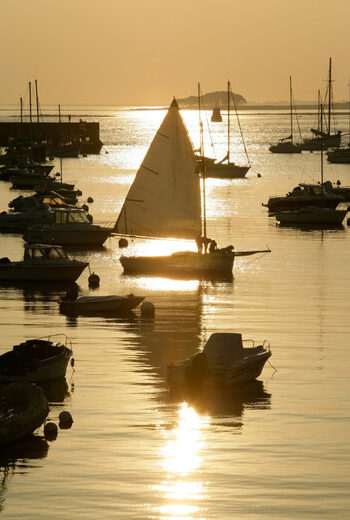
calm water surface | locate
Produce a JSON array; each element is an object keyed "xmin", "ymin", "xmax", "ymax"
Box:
[{"xmin": 0, "ymin": 107, "xmax": 349, "ymax": 519}]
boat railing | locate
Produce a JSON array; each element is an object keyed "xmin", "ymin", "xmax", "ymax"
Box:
[
  {"xmin": 37, "ymin": 333, "xmax": 73, "ymax": 350},
  {"xmin": 243, "ymin": 338, "xmax": 270, "ymax": 351}
]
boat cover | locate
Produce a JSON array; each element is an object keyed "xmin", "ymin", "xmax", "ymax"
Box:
[{"xmin": 203, "ymin": 333, "xmax": 244, "ymax": 367}]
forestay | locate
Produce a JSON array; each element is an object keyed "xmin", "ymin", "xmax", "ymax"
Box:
[{"xmin": 115, "ymin": 99, "xmax": 202, "ymax": 239}]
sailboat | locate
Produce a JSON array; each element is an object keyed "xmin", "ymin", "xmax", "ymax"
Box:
[
  {"xmin": 115, "ymin": 98, "xmax": 269, "ymax": 277},
  {"xmin": 300, "ymin": 58, "xmax": 342, "ymax": 151},
  {"xmin": 269, "ymin": 77, "xmax": 302, "ymax": 153},
  {"xmin": 275, "ymin": 103, "xmax": 347, "ymax": 226},
  {"xmin": 201, "ymin": 82, "xmax": 250, "ymax": 179},
  {"xmin": 327, "ymin": 82, "xmax": 350, "ymax": 163}
]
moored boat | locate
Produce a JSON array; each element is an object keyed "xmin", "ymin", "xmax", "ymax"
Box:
[
  {"xmin": 276, "ymin": 206, "xmax": 347, "ymax": 225},
  {"xmin": 59, "ymin": 294, "xmax": 144, "ymax": 315},
  {"xmin": 23, "ymin": 208, "xmax": 112, "ymax": 247},
  {"xmin": 0, "ymin": 383, "xmax": 49, "ymax": 446},
  {"xmin": 0, "ymin": 244, "xmax": 88, "ymax": 282},
  {"xmin": 168, "ymin": 333, "xmax": 272, "ymax": 389},
  {"xmin": 0, "ymin": 335, "xmax": 73, "ymax": 383}
]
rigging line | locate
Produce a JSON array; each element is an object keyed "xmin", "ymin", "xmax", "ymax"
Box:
[
  {"xmin": 230, "ymin": 89, "xmax": 251, "ymax": 166},
  {"xmin": 200, "ymin": 90, "xmax": 217, "ymax": 159},
  {"xmin": 292, "ymin": 93, "xmax": 303, "ymax": 141},
  {"xmin": 238, "ymin": 251, "xmax": 270, "ymax": 266}
]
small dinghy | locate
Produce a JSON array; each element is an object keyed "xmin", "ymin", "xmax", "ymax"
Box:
[
  {"xmin": 59, "ymin": 294, "xmax": 144, "ymax": 315},
  {"xmin": 168, "ymin": 333, "xmax": 271, "ymax": 388},
  {"xmin": 0, "ymin": 335, "xmax": 73, "ymax": 383},
  {"xmin": 0, "ymin": 383, "xmax": 49, "ymax": 446}
]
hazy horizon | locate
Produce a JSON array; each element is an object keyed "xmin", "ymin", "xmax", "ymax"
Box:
[{"xmin": 1, "ymin": 0, "xmax": 350, "ymax": 106}]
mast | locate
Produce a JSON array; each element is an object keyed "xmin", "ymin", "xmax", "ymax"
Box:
[
  {"xmin": 29, "ymin": 82, "xmax": 32, "ymax": 124},
  {"xmin": 198, "ymin": 83, "xmax": 207, "ymax": 240},
  {"xmin": 348, "ymin": 80, "xmax": 350, "ymax": 146},
  {"xmin": 320, "ymin": 102, "xmax": 324, "ymax": 192},
  {"xmin": 328, "ymin": 57, "xmax": 332, "ymax": 135},
  {"xmin": 227, "ymin": 80, "xmax": 230, "ymax": 163},
  {"xmin": 20, "ymin": 97, "xmax": 23, "ymax": 123},
  {"xmin": 290, "ymin": 76, "xmax": 293, "ymax": 143},
  {"xmin": 59, "ymin": 104, "xmax": 63, "ymax": 182},
  {"xmin": 35, "ymin": 79, "xmax": 40, "ymax": 124}
]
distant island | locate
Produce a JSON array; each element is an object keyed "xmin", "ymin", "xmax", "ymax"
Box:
[{"xmin": 178, "ymin": 91, "xmax": 246, "ymax": 109}]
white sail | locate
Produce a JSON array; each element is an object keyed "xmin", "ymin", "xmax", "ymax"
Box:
[{"xmin": 115, "ymin": 99, "xmax": 202, "ymax": 240}]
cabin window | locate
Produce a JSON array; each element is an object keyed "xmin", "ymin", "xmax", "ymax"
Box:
[
  {"xmin": 47, "ymin": 248, "xmax": 61, "ymax": 259},
  {"xmin": 70, "ymin": 212, "xmax": 88, "ymax": 223},
  {"xmin": 32, "ymin": 249, "xmax": 44, "ymax": 259}
]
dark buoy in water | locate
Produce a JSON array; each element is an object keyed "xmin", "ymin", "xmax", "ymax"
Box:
[
  {"xmin": 87, "ymin": 214, "xmax": 93, "ymax": 223},
  {"xmin": 88, "ymin": 272, "xmax": 100, "ymax": 288},
  {"xmin": 141, "ymin": 301, "xmax": 155, "ymax": 318},
  {"xmin": 76, "ymin": 190, "xmax": 82, "ymax": 196},
  {"xmin": 59, "ymin": 411, "xmax": 73, "ymax": 429},
  {"xmin": 55, "ymin": 172, "xmax": 61, "ymax": 177},
  {"xmin": 337, "ymin": 179, "xmax": 341, "ymax": 186},
  {"xmin": 118, "ymin": 237, "xmax": 128, "ymax": 248},
  {"xmin": 257, "ymin": 173, "xmax": 262, "ymax": 178},
  {"xmin": 87, "ymin": 196, "xmax": 94, "ymax": 203},
  {"xmin": 82, "ymin": 204, "xmax": 89, "ymax": 212},
  {"xmin": 44, "ymin": 422, "xmax": 58, "ymax": 440}
]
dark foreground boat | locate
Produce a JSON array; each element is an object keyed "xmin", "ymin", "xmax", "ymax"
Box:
[
  {"xmin": 168, "ymin": 333, "xmax": 271, "ymax": 388},
  {"xmin": 0, "ymin": 335, "xmax": 73, "ymax": 383},
  {"xmin": 0, "ymin": 383, "xmax": 49, "ymax": 446},
  {"xmin": 0, "ymin": 244, "xmax": 88, "ymax": 282},
  {"xmin": 264, "ymin": 183, "xmax": 343, "ymax": 212}
]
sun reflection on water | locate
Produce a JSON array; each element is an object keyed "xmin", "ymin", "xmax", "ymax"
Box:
[{"xmin": 153, "ymin": 403, "xmax": 209, "ymax": 519}]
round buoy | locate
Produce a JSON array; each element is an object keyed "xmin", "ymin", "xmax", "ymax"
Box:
[
  {"xmin": 55, "ymin": 171, "xmax": 61, "ymax": 177},
  {"xmin": 257, "ymin": 173, "xmax": 262, "ymax": 178},
  {"xmin": 87, "ymin": 196, "xmax": 94, "ymax": 203},
  {"xmin": 82, "ymin": 204, "xmax": 89, "ymax": 212},
  {"xmin": 88, "ymin": 272, "xmax": 100, "ymax": 288},
  {"xmin": 118, "ymin": 237, "xmax": 129, "ymax": 248},
  {"xmin": 59, "ymin": 411, "xmax": 73, "ymax": 429},
  {"xmin": 87, "ymin": 214, "xmax": 93, "ymax": 223},
  {"xmin": 337, "ymin": 179, "xmax": 341, "ymax": 186},
  {"xmin": 44, "ymin": 422, "xmax": 58, "ymax": 440},
  {"xmin": 76, "ymin": 190, "xmax": 82, "ymax": 196},
  {"xmin": 141, "ymin": 301, "xmax": 155, "ymax": 318}
]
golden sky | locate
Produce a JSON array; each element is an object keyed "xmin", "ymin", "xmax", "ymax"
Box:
[{"xmin": 1, "ymin": 0, "xmax": 350, "ymax": 105}]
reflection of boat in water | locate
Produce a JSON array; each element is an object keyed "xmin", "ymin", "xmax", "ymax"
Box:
[
  {"xmin": 38, "ymin": 377, "xmax": 70, "ymax": 403},
  {"xmin": 211, "ymin": 107, "xmax": 222, "ymax": 122},
  {"xmin": 168, "ymin": 333, "xmax": 271, "ymax": 388},
  {"xmin": 0, "ymin": 335, "xmax": 73, "ymax": 383},
  {"xmin": 0, "ymin": 383, "xmax": 49, "ymax": 447}
]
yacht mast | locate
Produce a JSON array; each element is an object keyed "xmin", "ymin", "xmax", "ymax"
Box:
[
  {"xmin": 320, "ymin": 101, "xmax": 324, "ymax": 192},
  {"xmin": 290, "ymin": 76, "xmax": 293, "ymax": 143},
  {"xmin": 35, "ymin": 79, "xmax": 40, "ymax": 124},
  {"xmin": 29, "ymin": 82, "xmax": 32, "ymax": 124},
  {"xmin": 328, "ymin": 57, "xmax": 332, "ymax": 135},
  {"xmin": 227, "ymin": 80, "xmax": 230, "ymax": 163},
  {"xmin": 198, "ymin": 83, "xmax": 207, "ymax": 239},
  {"xmin": 20, "ymin": 97, "xmax": 23, "ymax": 123}
]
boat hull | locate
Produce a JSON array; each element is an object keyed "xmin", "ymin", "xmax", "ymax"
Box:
[
  {"xmin": 269, "ymin": 142, "xmax": 301, "ymax": 153},
  {"xmin": 0, "ymin": 383, "xmax": 49, "ymax": 446},
  {"xmin": 59, "ymin": 295, "xmax": 144, "ymax": 315},
  {"xmin": 266, "ymin": 196, "xmax": 342, "ymax": 212},
  {"xmin": 0, "ymin": 261, "xmax": 88, "ymax": 282},
  {"xmin": 205, "ymin": 163, "xmax": 250, "ymax": 179},
  {"xmin": 0, "ymin": 348, "xmax": 72, "ymax": 383},
  {"xmin": 23, "ymin": 226, "xmax": 111, "ymax": 247},
  {"xmin": 276, "ymin": 208, "xmax": 347, "ymax": 225},
  {"xmin": 327, "ymin": 149, "xmax": 350, "ymax": 163},
  {"xmin": 299, "ymin": 133, "xmax": 342, "ymax": 151},
  {"xmin": 120, "ymin": 251, "xmax": 235, "ymax": 276}
]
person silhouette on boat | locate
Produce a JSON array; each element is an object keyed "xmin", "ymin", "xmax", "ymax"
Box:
[
  {"xmin": 196, "ymin": 235, "xmax": 213, "ymax": 254},
  {"xmin": 209, "ymin": 239, "xmax": 217, "ymax": 253}
]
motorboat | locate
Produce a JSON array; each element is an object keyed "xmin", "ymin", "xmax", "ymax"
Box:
[
  {"xmin": 59, "ymin": 294, "xmax": 145, "ymax": 315},
  {"xmin": 168, "ymin": 333, "xmax": 272, "ymax": 388},
  {"xmin": 276, "ymin": 205, "xmax": 347, "ymax": 225},
  {"xmin": 11, "ymin": 171, "xmax": 74, "ymax": 190},
  {"xmin": 0, "ymin": 335, "xmax": 73, "ymax": 383},
  {"xmin": 264, "ymin": 183, "xmax": 344, "ymax": 213},
  {"xmin": 23, "ymin": 207, "xmax": 112, "ymax": 247},
  {"xmin": 0, "ymin": 243, "xmax": 88, "ymax": 282},
  {"xmin": 0, "ymin": 383, "xmax": 49, "ymax": 446},
  {"xmin": 0, "ymin": 205, "xmax": 54, "ymax": 232},
  {"xmin": 9, "ymin": 193, "xmax": 73, "ymax": 212}
]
